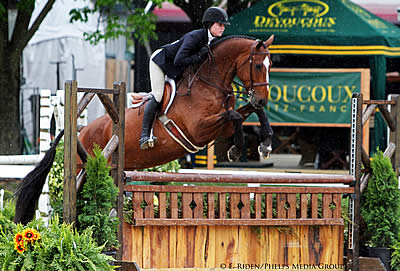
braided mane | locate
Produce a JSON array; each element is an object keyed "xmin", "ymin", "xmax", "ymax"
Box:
[{"xmin": 211, "ymin": 35, "xmax": 258, "ymax": 49}]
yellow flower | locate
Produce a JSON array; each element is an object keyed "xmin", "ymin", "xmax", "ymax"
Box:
[
  {"xmin": 22, "ymin": 228, "xmax": 40, "ymax": 242},
  {"xmin": 14, "ymin": 233, "xmax": 24, "ymax": 245},
  {"xmin": 14, "ymin": 242, "xmax": 26, "ymax": 254}
]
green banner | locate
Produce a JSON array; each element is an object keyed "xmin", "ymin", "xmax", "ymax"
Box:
[{"xmin": 235, "ymin": 71, "xmax": 361, "ymax": 125}]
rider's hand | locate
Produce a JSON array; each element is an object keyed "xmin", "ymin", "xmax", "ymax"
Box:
[{"xmin": 197, "ymin": 45, "xmax": 209, "ymax": 61}]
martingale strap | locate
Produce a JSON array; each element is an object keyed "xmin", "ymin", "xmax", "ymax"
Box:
[{"xmin": 158, "ymin": 115, "xmax": 206, "ymax": 153}]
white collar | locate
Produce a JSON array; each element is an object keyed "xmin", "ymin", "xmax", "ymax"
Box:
[{"xmin": 207, "ymin": 29, "xmax": 215, "ymax": 45}]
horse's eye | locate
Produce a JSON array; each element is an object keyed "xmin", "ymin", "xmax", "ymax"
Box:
[{"xmin": 255, "ymin": 64, "xmax": 262, "ymax": 70}]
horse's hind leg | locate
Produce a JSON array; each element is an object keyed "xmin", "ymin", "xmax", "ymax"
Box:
[
  {"xmin": 226, "ymin": 110, "xmax": 244, "ymax": 162},
  {"xmin": 254, "ymin": 108, "xmax": 273, "ymax": 159}
]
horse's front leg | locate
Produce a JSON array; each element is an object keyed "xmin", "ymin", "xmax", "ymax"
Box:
[
  {"xmin": 226, "ymin": 110, "xmax": 244, "ymax": 162},
  {"xmin": 236, "ymin": 104, "xmax": 273, "ymax": 159},
  {"xmin": 254, "ymin": 108, "xmax": 273, "ymax": 159}
]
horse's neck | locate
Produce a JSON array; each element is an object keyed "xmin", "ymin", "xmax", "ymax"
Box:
[{"xmin": 211, "ymin": 39, "xmax": 250, "ymax": 85}]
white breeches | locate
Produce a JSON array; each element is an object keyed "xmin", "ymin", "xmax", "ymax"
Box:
[{"xmin": 149, "ymin": 49, "xmax": 165, "ymax": 103}]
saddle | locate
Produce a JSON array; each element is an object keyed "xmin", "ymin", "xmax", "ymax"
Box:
[
  {"xmin": 130, "ymin": 78, "xmax": 176, "ymax": 115},
  {"xmin": 130, "ymin": 78, "xmax": 205, "ymax": 153}
]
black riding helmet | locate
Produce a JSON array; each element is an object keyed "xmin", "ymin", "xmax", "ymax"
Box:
[{"xmin": 202, "ymin": 7, "xmax": 230, "ymax": 27}]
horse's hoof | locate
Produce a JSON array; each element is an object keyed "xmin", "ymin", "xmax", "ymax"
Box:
[
  {"xmin": 258, "ymin": 143, "xmax": 272, "ymax": 160},
  {"xmin": 227, "ymin": 145, "xmax": 241, "ymax": 162}
]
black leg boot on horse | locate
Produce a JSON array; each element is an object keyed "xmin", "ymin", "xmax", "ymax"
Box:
[{"xmin": 139, "ymin": 95, "xmax": 160, "ymax": 150}]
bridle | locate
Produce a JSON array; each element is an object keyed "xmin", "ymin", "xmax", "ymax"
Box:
[
  {"xmin": 234, "ymin": 39, "xmax": 271, "ymax": 109},
  {"xmin": 184, "ymin": 39, "xmax": 270, "ymax": 110}
]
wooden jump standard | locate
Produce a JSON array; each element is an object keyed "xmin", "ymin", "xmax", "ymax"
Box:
[
  {"xmin": 64, "ymin": 80, "xmax": 126, "ymax": 260},
  {"xmin": 347, "ymin": 93, "xmax": 400, "ymax": 271},
  {"xmin": 123, "ymin": 171, "xmax": 354, "ymax": 270}
]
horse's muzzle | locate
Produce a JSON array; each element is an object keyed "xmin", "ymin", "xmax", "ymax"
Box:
[{"xmin": 250, "ymin": 96, "xmax": 266, "ymax": 109}]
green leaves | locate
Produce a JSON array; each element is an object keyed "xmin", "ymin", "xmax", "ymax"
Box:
[
  {"xmin": 69, "ymin": 0, "xmax": 167, "ymax": 45},
  {"xmin": 77, "ymin": 145, "xmax": 119, "ymax": 251},
  {"xmin": 0, "ymin": 216, "xmax": 116, "ymax": 270},
  {"xmin": 361, "ymin": 150, "xmax": 400, "ymax": 248}
]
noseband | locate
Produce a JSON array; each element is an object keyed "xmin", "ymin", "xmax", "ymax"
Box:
[{"xmin": 235, "ymin": 40, "xmax": 271, "ymax": 109}]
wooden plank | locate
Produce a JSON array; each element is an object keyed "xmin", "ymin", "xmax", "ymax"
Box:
[
  {"xmin": 97, "ymin": 92, "xmax": 119, "ymax": 123},
  {"xmin": 159, "ymin": 193, "xmax": 167, "ymax": 218},
  {"xmin": 194, "ymin": 226, "xmax": 207, "ymax": 268},
  {"xmin": 142, "ymin": 226, "xmax": 151, "ymax": 269},
  {"xmin": 378, "ymin": 104, "xmax": 396, "ymax": 132},
  {"xmin": 301, "ymin": 194, "xmax": 308, "ymax": 218},
  {"xmin": 133, "ymin": 192, "xmax": 143, "ymax": 219},
  {"xmin": 170, "ymin": 193, "xmax": 178, "ymax": 219},
  {"xmin": 169, "ymin": 226, "xmax": 177, "ymax": 268},
  {"xmin": 208, "ymin": 193, "xmax": 215, "ymax": 219},
  {"xmin": 266, "ymin": 194, "xmax": 273, "ymax": 218},
  {"xmin": 241, "ymin": 193, "xmax": 251, "ymax": 219},
  {"xmin": 205, "ymin": 226, "xmax": 216, "ymax": 268},
  {"xmin": 63, "ymin": 80, "xmax": 77, "ymax": 225},
  {"xmin": 122, "ymin": 222, "xmax": 132, "ymax": 261},
  {"xmin": 299, "ymin": 225, "xmax": 310, "ymax": 264},
  {"xmin": 332, "ymin": 194, "xmax": 342, "ymax": 219},
  {"xmin": 308, "ymin": 226, "xmax": 320, "ymax": 264},
  {"xmin": 268, "ymin": 227, "xmax": 279, "ymax": 264},
  {"xmin": 182, "ymin": 192, "xmax": 193, "ymax": 219},
  {"xmin": 287, "ymin": 225, "xmax": 300, "ymax": 265},
  {"xmin": 176, "ymin": 226, "xmax": 186, "ymax": 268},
  {"xmin": 150, "ymin": 226, "xmax": 169, "ymax": 268},
  {"xmin": 128, "ymin": 225, "xmax": 143, "ymax": 267},
  {"xmin": 184, "ymin": 227, "xmax": 196, "ymax": 268},
  {"xmin": 230, "ymin": 193, "xmax": 241, "ymax": 219},
  {"xmin": 144, "ymin": 192, "xmax": 154, "ymax": 218},
  {"xmin": 219, "ymin": 193, "xmax": 226, "ymax": 219},
  {"xmin": 255, "ymin": 193, "xmax": 262, "ymax": 219},
  {"xmin": 323, "ymin": 194, "xmax": 333, "ymax": 219},
  {"xmin": 133, "ymin": 218, "xmax": 344, "ymax": 226},
  {"xmin": 311, "ymin": 194, "xmax": 318, "ymax": 219},
  {"xmin": 215, "ymin": 226, "xmax": 238, "ymax": 266},
  {"xmin": 124, "ymin": 184, "xmax": 355, "ymax": 194},
  {"xmin": 113, "ymin": 82, "xmax": 126, "ymax": 261},
  {"xmin": 287, "ymin": 194, "xmax": 297, "ymax": 218},
  {"xmin": 319, "ymin": 226, "xmax": 333, "ymax": 265},
  {"xmin": 193, "ymin": 193, "xmax": 203, "ymax": 219},
  {"xmin": 277, "ymin": 193, "xmax": 287, "ymax": 219}
]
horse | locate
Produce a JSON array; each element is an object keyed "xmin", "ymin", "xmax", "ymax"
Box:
[{"xmin": 14, "ymin": 35, "xmax": 274, "ymax": 224}]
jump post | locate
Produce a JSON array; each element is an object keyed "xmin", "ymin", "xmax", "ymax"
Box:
[
  {"xmin": 122, "ymin": 171, "xmax": 354, "ymax": 270},
  {"xmin": 63, "ymin": 80, "xmax": 126, "ymax": 259}
]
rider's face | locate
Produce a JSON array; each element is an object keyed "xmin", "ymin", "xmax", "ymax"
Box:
[{"xmin": 210, "ymin": 23, "xmax": 225, "ymax": 37}]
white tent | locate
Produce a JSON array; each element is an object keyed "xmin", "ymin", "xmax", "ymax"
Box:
[{"xmin": 22, "ymin": 0, "xmax": 106, "ymax": 123}]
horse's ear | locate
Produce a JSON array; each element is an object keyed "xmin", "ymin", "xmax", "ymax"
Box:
[
  {"xmin": 264, "ymin": 35, "xmax": 274, "ymax": 47},
  {"xmin": 256, "ymin": 39, "xmax": 265, "ymax": 49}
]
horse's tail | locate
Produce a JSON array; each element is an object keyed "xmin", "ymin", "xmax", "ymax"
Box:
[{"xmin": 14, "ymin": 130, "xmax": 64, "ymax": 225}]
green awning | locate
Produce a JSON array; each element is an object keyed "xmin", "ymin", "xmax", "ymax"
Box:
[
  {"xmin": 225, "ymin": 0, "xmax": 400, "ymax": 152},
  {"xmin": 225, "ymin": 0, "xmax": 400, "ymax": 57}
]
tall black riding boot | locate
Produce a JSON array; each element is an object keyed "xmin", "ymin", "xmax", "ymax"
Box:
[{"xmin": 139, "ymin": 96, "xmax": 159, "ymax": 150}]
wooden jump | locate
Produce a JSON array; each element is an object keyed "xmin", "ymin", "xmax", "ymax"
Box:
[{"xmin": 123, "ymin": 171, "xmax": 354, "ymax": 270}]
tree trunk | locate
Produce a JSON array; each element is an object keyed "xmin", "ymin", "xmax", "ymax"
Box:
[{"xmin": 0, "ymin": 50, "xmax": 21, "ymax": 154}]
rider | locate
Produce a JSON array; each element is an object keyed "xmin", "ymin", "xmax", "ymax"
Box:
[{"xmin": 139, "ymin": 7, "xmax": 230, "ymax": 150}]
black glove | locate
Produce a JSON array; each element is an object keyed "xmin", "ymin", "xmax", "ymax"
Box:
[{"xmin": 197, "ymin": 45, "xmax": 209, "ymax": 61}]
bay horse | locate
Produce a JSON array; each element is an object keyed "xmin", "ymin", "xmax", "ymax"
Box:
[{"xmin": 14, "ymin": 35, "xmax": 274, "ymax": 224}]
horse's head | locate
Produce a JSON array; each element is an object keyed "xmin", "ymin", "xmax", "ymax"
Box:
[{"xmin": 236, "ymin": 35, "xmax": 274, "ymax": 109}]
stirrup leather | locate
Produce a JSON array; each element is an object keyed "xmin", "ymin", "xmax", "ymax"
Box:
[{"xmin": 159, "ymin": 115, "xmax": 205, "ymax": 153}]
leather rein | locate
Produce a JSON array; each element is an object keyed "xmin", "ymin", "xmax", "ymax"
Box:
[{"xmin": 188, "ymin": 39, "xmax": 271, "ymax": 110}]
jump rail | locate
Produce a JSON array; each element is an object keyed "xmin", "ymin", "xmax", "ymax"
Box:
[
  {"xmin": 124, "ymin": 171, "xmax": 354, "ymax": 227},
  {"xmin": 123, "ymin": 171, "xmax": 354, "ymax": 269}
]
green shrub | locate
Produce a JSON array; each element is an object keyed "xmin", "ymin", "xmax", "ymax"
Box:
[
  {"xmin": 361, "ymin": 150, "xmax": 400, "ymax": 248},
  {"xmin": 48, "ymin": 140, "xmax": 64, "ymax": 219},
  {"xmin": 0, "ymin": 216, "xmax": 116, "ymax": 270},
  {"xmin": 0, "ymin": 195, "xmax": 16, "ymax": 235},
  {"xmin": 77, "ymin": 145, "xmax": 119, "ymax": 251}
]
